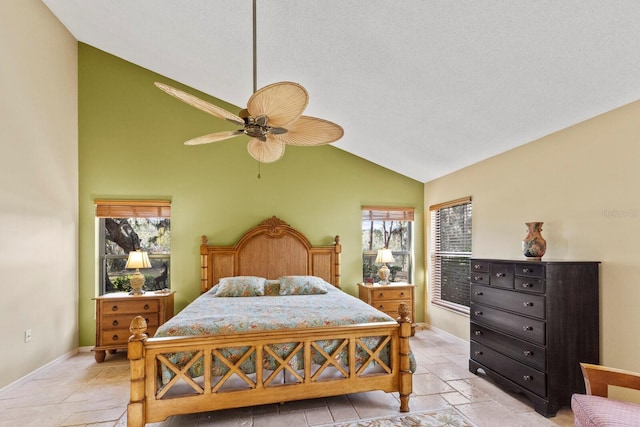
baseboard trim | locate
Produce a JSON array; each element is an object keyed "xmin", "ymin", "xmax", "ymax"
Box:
[
  {"xmin": 418, "ymin": 323, "xmax": 469, "ymax": 344},
  {"xmin": 0, "ymin": 348, "xmax": 80, "ymax": 394}
]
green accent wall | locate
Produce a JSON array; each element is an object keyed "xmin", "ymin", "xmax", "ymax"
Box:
[{"xmin": 78, "ymin": 44, "xmax": 425, "ymax": 346}]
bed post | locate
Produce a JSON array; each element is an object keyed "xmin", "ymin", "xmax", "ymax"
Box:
[
  {"xmin": 397, "ymin": 303, "xmax": 412, "ymax": 412},
  {"xmin": 128, "ymin": 316, "xmax": 148, "ymax": 427}
]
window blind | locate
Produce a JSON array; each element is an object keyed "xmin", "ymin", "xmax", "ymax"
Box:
[
  {"xmin": 429, "ymin": 197, "xmax": 472, "ymax": 313},
  {"xmin": 95, "ymin": 199, "xmax": 171, "ymax": 218},
  {"xmin": 361, "ymin": 206, "xmax": 415, "ymax": 221}
]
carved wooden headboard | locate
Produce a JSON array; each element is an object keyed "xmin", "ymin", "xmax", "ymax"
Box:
[{"xmin": 199, "ymin": 216, "xmax": 342, "ymax": 293}]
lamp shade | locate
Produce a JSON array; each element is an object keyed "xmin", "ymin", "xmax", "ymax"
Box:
[
  {"xmin": 125, "ymin": 250, "xmax": 152, "ymax": 269},
  {"xmin": 375, "ymin": 249, "xmax": 395, "ymax": 264}
]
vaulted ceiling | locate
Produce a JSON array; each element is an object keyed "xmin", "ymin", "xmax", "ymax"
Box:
[{"xmin": 43, "ymin": 0, "xmax": 640, "ymax": 182}]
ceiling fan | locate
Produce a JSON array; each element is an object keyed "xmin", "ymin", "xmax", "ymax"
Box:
[
  {"xmin": 154, "ymin": 81, "xmax": 344, "ymax": 163},
  {"xmin": 154, "ymin": 1, "xmax": 343, "ymax": 164}
]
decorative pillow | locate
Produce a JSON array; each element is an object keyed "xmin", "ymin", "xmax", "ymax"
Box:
[
  {"xmin": 213, "ymin": 276, "xmax": 266, "ymax": 297},
  {"xmin": 264, "ymin": 279, "xmax": 281, "ymax": 296},
  {"xmin": 278, "ymin": 276, "xmax": 330, "ymax": 295}
]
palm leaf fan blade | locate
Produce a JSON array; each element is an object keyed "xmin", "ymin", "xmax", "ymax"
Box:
[
  {"xmin": 276, "ymin": 116, "xmax": 344, "ymax": 146},
  {"xmin": 247, "ymin": 136, "xmax": 285, "ymax": 163},
  {"xmin": 185, "ymin": 130, "xmax": 245, "ymax": 145},
  {"xmin": 247, "ymin": 82, "xmax": 308, "ymax": 127},
  {"xmin": 154, "ymin": 82, "xmax": 244, "ymax": 125}
]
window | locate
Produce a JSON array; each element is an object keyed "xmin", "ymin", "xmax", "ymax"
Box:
[
  {"xmin": 95, "ymin": 200, "xmax": 171, "ymax": 295},
  {"xmin": 429, "ymin": 197, "xmax": 472, "ymax": 313},
  {"xmin": 362, "ymin": 206, "xmax": 414, "ymax": 284}
]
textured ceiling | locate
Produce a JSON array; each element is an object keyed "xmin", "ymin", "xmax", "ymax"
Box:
[{"xmin": 43, "ymin": 0, "xmax": 640, "ymax": 182}]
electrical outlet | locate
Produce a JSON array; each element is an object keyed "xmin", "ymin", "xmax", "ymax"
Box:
[{"xmin": 25, "ymin": 329, "xmax": 32, "ymax": 343}]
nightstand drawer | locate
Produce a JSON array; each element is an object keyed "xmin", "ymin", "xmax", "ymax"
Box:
[
  {"xmin": 102, "ymin": 313, "xmax": 159, "ymax": 330},
  {"xmin": 372, "ymin": 299, "xmax": 407, "ymax": 315},
  {"xmin": 101, "ymin": 326, "xmax": 159, "ymax": 346},
  {"xmin": 100, "ymin": 298, "xmax": 159, "ymax": 314},
  {"xmin": 371, "ymin": 288, "xmax": 411, "ymax": 302}
]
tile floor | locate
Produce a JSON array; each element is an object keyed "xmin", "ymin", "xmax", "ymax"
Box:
[{"xmin": 0, "ymin": 328, "xmax": 574, "ymax": 427}]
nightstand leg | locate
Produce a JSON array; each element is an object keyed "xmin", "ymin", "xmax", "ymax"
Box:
[{"xmin": 94, "ymin": 350, "xmax": 106, "ymax": 363}]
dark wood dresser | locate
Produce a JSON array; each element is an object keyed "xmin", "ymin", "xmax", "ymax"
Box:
[{"xmin": 468, "ymin": 259, "xmax": 599, "ymax": 417}]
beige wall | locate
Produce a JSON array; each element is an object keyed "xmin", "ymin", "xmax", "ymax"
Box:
[
  {"xmin": 424, "ymin": 98, "xmax": 640, "ymax": 372},
  {"xmin": 0, "ymin": 0, "xmax": 78, "ymax": 388}
]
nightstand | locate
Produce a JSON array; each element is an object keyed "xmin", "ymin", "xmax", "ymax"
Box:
[
  {"xmin": 93, "ymin": 291, "xmax": 175, "ymax": 362},
  {"xmin": 358, "ymin": 282, "xmax": 416, "ymax": 335}
]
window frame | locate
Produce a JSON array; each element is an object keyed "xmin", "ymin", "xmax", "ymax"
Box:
[
  {"xmin": 361, "ymin": 206, "xmax": 415, "ymax": 284},
  {"xmin": 95, "ymin": 200, "xmax": 171, "ymax": 295},
  {"xmin": 429, "ymin": 197, "xmax": 472, "ymax": 314}
]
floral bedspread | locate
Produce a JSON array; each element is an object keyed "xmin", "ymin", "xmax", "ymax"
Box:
[{"xmin": 153, "ymin": 286, "xmax": 415, "ymax": 384}]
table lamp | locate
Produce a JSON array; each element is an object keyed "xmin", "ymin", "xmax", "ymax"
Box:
[
  {"xmin": 125, "ymin": 250, "xmax": 152, "ymax": 295},
  {"xmin": 375, "ymin": 248, "xmax": 395, "ymax": 285}
]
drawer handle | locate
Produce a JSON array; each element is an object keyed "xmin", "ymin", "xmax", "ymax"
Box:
[
  {"xmin": 378, "ymin": 293, "xmax": 384, "ymax": 297},
  {"xmin": 473, "ymin": 275, "xmax": 484, "ymax": 281},
  {"xmin": 523, "ymin": 375, "xmax": 533, "ymax": 381},
  {"xmin": 523, "ymin": 350, "xmax": 533, "ymax": 356},
  {"xmin": 145, "ymin": 318, "xmax": 150, "ymax": 323},
  {"xmin": 474, "ymin": 330, "xmax": 482, "ymax": 336},
  {"xmin": 399, "ymin": 292, "xmax": 405, "ymax": 297},
  {"xmin": 523, "ymin": 326, "xmax": 533, "ymax": 331},
  {"xmin": 522, "ymin": 282, "xmax": 532, "ymax": 288},
  {"xmin": 474, "ymin": 311, "xmax": 483, "ymax": 316},
  {"xmin": 495, "ymin": 272, "xmax": 506, "ymax": 278},
  {"xmin": 474, "ymin": 291, "xmax": 483, "ymax": 296},
  {"xmin": 473, "ymin": 264, "xmax": 482, "ymax": 269},
  {"xmin": 474, "ymin": 351, "xmax": 483, "ymax": 356},
  {"xmin": 378, "ymin": 305, "xmax": 385, "ymax": 309},
  {"xmin": 112, "ymin": 334, "xmax": 119, "ymax": 341},
  {"xmin": 112, "ymin": 320, "xmax": 119, "ymax": 326},
  {"xmin": 111, "ymin": 305, "xmax": 118, "ymax": 312},
  {"xmin": 144, "ymin": 304, "xmax": 150, "ymax": 310},
  {"xmin": 523, "ymin": 302, "xmax": 534, "ymax": 307},
  {"xmin": 522, "ymin": 268, "xmax": 533, "ymax": 273}
]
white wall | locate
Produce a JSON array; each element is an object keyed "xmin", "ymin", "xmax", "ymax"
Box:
[
  {"xmin": 0, "ymin": 0, "xmax": 78, "ymax": 388},
  {"xmin": 424, "ymin": 98, "xmax": 640, "ymax": 373}
]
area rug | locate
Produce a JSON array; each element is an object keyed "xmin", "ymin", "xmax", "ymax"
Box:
[{"xmin": 319, "ymin": 407, "xmax": 476, "ymax": 427}]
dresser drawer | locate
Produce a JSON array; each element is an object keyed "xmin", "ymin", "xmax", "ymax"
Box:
[
  {"xmin": 490, "ymin": 262, "xmax": 514, "ymax": 288},
  {"xmin": 101, "ymin": 313, "xmax": 159, "ymax": 330},
  {"xmin": 100, "ymin": 298, "xmax": 159, "ymax": 314},
  {"xmin": 471, "ymin": 341, "xmax": 546, "ymax": 397},
  {"xmin": 471, "ymin": 284, "xmax": 545, "ymax": 319},
  {"xmin": 471, "ymin": 322, "xmax": 546, "ymax": 371},
  {"xmin": 516, "ymin": 263, "xmax": 545, "ymax": 278},
  {"xmin": 471, "ymin": 303, "xmax": 546, "ymax": 345},
  {"xmin": 471, "ymin": 260, "xmax": 490, "ymax": 273},
  {"xmin": 515, "ymin": 277, "xmax": 546, "ymax": 294},
  {"xmin": 371, "ymin": 288, "xmax": 411, "ymax": 302}
]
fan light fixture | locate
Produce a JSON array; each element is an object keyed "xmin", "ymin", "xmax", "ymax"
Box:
[{"xmin": 154, "ymin": 0, "xmax": 343, "ymax": 165}]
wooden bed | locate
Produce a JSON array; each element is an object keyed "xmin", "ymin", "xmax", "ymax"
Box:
[{"xmin": 127, "ymin": 216, "xmax": 413, "ymax": 426}]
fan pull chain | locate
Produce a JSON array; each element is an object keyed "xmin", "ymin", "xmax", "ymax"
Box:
[{"xmin": 257, "ymin": 161, "xmax": 261, "ymax": 179}]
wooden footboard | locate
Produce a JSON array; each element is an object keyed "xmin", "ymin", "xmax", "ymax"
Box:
[{"xmin": 127, "ymin": 305, "xmax": 413, "ymax": 427}]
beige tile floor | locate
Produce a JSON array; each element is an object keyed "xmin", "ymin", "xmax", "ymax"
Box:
[{"xmin": 0, "ymin": 328, "xmax": 574, "ymax": 427}]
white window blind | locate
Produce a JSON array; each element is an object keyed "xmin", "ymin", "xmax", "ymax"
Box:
[{"xmin": 429, "ymin": 197, "xmax": 472, "ymax": 313}]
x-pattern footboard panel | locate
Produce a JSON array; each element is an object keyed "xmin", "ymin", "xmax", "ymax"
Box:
[{"xmin": 128, "ymin": 316, "xmax": 412, "ymax": 426}]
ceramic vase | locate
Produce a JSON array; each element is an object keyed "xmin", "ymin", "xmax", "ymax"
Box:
[{"xmin": 522, "ymin": 222, "xmax": 546, "ymax": 260}]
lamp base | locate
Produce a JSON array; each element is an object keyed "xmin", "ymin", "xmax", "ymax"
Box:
[
  {"xmin": 129, "ymin": 270, "xmax": 146, "ymax": 295},
  {"xmin": 378, "ymin": 264, "xmax": 390, "ymax": 286}
]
